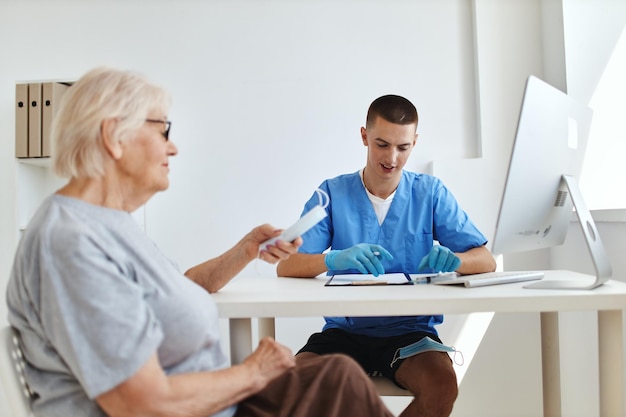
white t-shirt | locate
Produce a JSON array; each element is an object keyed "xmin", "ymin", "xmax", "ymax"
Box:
[
  {"xmin": 359, "ymin": 168, "xmax": 396, "ymax": 225},
  {"xmin": 6, "ymin": 194, "xmax": 234, "ymax": 417}
]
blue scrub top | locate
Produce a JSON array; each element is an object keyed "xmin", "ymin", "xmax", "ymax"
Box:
[{"xmin": 299, "ymin": 170, "xmax": 488, "ymax": 337}]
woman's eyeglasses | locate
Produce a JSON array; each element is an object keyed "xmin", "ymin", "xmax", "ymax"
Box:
[{"xmin": 145, "ymin": 119, "xmax": 172, "ymax": 141}]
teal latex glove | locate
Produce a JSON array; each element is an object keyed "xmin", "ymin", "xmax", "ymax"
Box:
[
  {"xmin": 325, "ymin": 244, "xmax": 393, "ymax": 277},
  {"xmin": 418, "ymin": 245, "xmax": 461, "ymax": 272}
]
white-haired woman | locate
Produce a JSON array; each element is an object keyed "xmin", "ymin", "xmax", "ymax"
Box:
[{"xmin": 7, "ymin": 67, "xmax": 394, "ymax": 417}]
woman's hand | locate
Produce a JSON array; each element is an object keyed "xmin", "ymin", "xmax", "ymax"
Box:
[
  {"xmin": 96, "ymin": 339, "xmax": 296, "ymax": 417},
  {"xmin": 242, "ymin": 337, "xmax": 296, "ymax": 390},
  {"xmin": 252, "ymin": 224, "xmax": 303, "ymax": 264}
]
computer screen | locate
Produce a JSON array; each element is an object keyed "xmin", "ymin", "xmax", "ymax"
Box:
[{"xmin": 490, "ymin": 75, "xmax": 611, "ymax": 289}]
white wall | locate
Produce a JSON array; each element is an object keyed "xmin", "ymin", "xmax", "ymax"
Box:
[
  {"xmin": 0, "ymin": 1, "xmax": 624, "ymax": 416},
  {"xmin": 564, "ymin": 0, "xmax": 626, "ymax": 210},
  {"xmin": 0, "ymin": 0, "xmax": 481, "ymax": 281}
]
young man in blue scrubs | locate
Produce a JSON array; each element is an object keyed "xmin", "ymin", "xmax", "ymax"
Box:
[{"xmin": 276, "ymin": 95, "xmax": 496, "ymax": 417}]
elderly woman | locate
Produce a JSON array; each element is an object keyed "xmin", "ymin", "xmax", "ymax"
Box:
[{"xmin": 6, "ymin": 67, "xmax": 394, "ymax": 417}]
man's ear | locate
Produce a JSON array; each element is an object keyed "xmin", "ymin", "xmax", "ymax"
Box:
[
  {"xmin": 361, "ymin": 126, "xmax": 368, "ymax": 146},
  {"xmin": 101, "ymin": 119, "xmax": 123, "ymax": 160}
]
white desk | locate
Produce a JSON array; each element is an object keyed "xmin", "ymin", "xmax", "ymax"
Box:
[{"xmin": 212, "ymin": 270, "xmax": 625, "ymax": 417}]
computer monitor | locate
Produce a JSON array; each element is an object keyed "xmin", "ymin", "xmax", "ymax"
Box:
[{"xmin": 490, "ymin": 75, "xmax": 612, "ymax": 289}]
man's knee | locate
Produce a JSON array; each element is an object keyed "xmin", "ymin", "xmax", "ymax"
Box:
[
  {"xmin": 399, "ymin": 361, "xmax": 457, "ymax": 417},
  {"xmin": 397, "ymin": 353, "xmax": 458, "ymax": 401},
  {"xmin": 427, "ymin": 365, "xmax": 458, "ymax": 403}
]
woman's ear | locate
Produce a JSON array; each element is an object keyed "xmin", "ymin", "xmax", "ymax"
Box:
[{"xmin": 101, "ymin": 119, "xmax": 123, "ymax": 160}]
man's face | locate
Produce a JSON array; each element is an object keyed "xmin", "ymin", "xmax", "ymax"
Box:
[{"xmin": 361, "ymin": 116, "xmax": 417, "ymax": 183}]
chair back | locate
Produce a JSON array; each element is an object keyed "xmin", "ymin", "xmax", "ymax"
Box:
[{"xmin": 0, "ymin": 326, "xmax": 35, "ymax": 417}]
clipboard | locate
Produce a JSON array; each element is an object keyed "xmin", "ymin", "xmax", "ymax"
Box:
[{"xmin": 325, "ymin": 273, "xmax": 413, "ymax": 286}]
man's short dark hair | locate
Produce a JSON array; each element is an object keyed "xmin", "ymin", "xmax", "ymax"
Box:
[{"xmin": 366, "ymin": 95, "xmax": 418, "ymax": 128}]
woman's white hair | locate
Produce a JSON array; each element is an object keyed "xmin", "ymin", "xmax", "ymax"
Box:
[{"xmin": 51, "ymin": 67, "xmax": 171, "ymax": 179}]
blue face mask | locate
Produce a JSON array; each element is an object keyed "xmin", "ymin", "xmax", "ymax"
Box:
[{"xmin": 390, "ymin": 337, "xmax": 464, "ymax": 367}]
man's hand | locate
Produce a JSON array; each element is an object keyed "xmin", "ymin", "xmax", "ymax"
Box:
[
  {"xmin": 324, "ymin": 243, "xmax": 393, "ymax": 276},
  {"xmin": 418, "ymin": 245, "xmax": 461, "ymax": 272}
]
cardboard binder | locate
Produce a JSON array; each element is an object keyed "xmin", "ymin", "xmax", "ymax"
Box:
[
  {"xmin": 28, "ymin": 83, "xmax": 42, "ymax": 157},
  {"xmin": 42, "ymin": 82, "xmax": 70, "ymax": 157},
  {"xmin": 15, "ymin": 84, "xmax": 29, "ymax": 158}
]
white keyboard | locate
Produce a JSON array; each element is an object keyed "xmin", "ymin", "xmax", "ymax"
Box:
[{"xmin": 433, "ymin": 271, "xmax": 544, "ymax": 288}]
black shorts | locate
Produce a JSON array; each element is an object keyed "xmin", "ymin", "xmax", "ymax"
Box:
[{"xmin": 297, "ymin": 328, "xmax": 442, "ymax": 387}]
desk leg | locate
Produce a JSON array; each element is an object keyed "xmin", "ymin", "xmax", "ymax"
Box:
[
  {"xmin": 229, "ymin": 318, "xmax": 277, "ymax": 365},
  {"xmin": 598, "ymin": 310, "xmax": 624, "ymax": 417},
  {"xmin": 229, "ymin": 318, "xmax": 253, "ymax": 365},
  {"xmin": 258, "ymin": 317, "xmax": 276, "ymax": 339},
  {"xmin": 540, "ymin": 312, "xmax": 561, "ymax": 417}
]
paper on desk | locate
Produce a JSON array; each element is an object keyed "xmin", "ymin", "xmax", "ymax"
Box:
[{"xmin": 325, "ymin": 273, "xmax": 412, "ymax": 286}]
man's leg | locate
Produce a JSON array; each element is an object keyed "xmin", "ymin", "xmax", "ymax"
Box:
[{"xmin": 394, "ymin": 351, "xmax": 458, "ymax": 417}]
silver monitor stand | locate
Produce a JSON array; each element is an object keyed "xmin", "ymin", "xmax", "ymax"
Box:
[{"xmin": 524, "ymin": 175, "xmax": 612, "ymax": 289}]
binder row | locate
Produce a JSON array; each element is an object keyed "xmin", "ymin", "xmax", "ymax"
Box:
[{"xmin": 15, "ymin": 82, "xmax": 71, "ymax": 158}]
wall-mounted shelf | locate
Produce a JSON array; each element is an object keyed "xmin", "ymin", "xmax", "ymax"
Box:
[
  {"xmin": 14, "ymin": 79, "xmax": 73, "ymax": 237},
  {"xmin": 13, "ymin": 78, "xmax": 146, "ymax": 238},
  {"xmin": 15, "ymin": 161, "xmax": 63, "ymax": 235},
  {"xmin": 18, "ymin": 157, "xmax": 51, "ymax": 168},
  {"xmin": 15, "ymin": 81, "xmax": 72, "ymax": 159}
]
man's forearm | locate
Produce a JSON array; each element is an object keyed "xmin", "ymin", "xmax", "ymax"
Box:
[
  {"xmin": 456, "ymin": 245, "xmax": 496, "ymax": 275},
  {"xmin": 277, "ymin": 253, "xmax": 327, "ymax": 278}
]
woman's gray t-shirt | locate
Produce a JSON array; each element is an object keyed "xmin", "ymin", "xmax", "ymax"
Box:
[{"xmin": 6, "ymin": 195, "xmax": 235, "ymax": 417}]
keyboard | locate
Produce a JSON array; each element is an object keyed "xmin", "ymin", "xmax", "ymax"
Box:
[{"xmin": 432, "ymin": 271, "xmax": 544, "ymax": 288}]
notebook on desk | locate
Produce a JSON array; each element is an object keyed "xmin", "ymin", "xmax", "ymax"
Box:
[
  {"xmin": 325, "ymin": 272, "xmax": 461, "ymax": 286},
  {"xmin": 431, "ymin": 271, "xmax": 544, "ymax": 288},
  {"xmin": 325, "ymin": 273, "xmax": 413, "ymax": 286}
]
